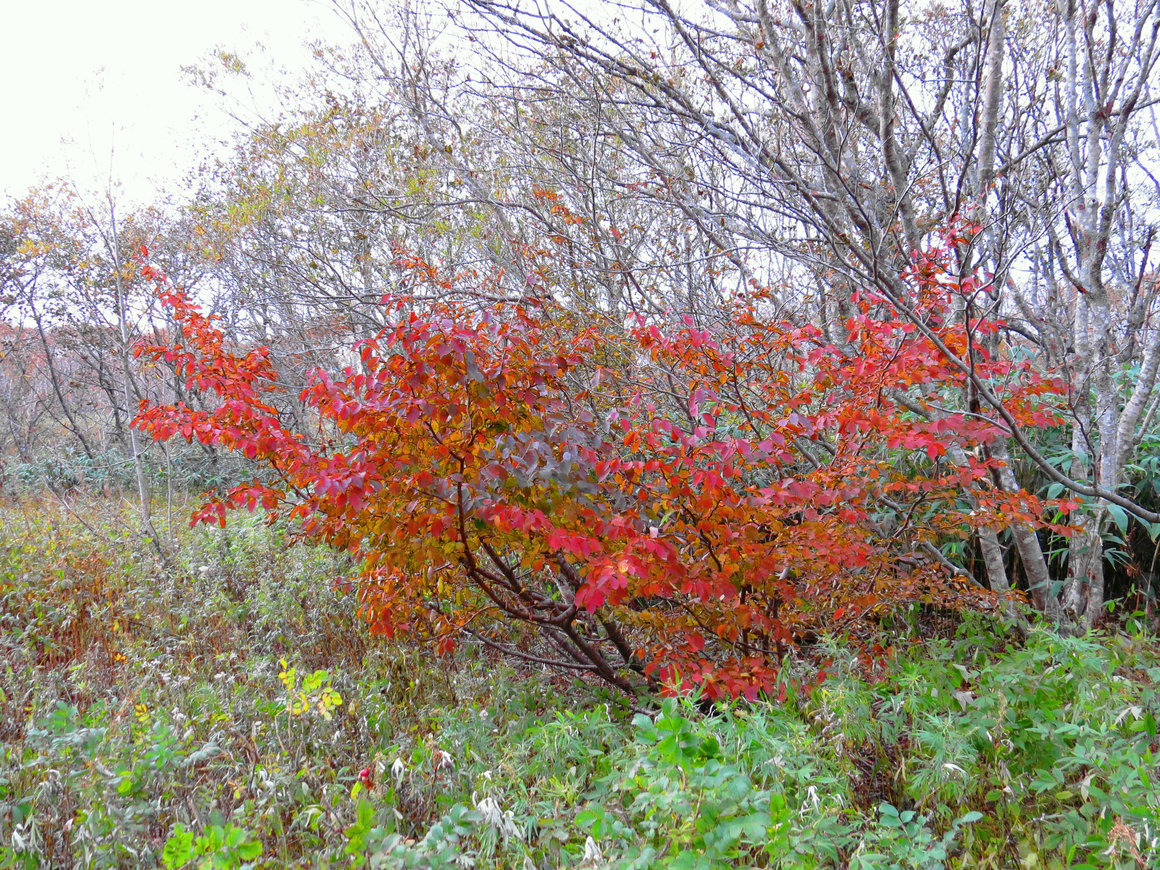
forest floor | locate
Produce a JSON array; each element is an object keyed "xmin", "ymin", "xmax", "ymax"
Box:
[{"xmin": 1, "ymin": 494, "xmax": 1158, "ymax": 868}]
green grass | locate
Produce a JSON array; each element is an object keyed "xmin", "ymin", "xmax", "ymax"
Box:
[{"xmin": 1, "ymin": 496, "xmax": 1158, "ymax": 868}]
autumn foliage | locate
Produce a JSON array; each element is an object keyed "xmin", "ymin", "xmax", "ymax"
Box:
[{"xmin": 133, "ymin": 241, "xmax": 1070, "ymax": 699}]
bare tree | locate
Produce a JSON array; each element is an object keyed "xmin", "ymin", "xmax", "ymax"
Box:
[{"xmin": 0, "ymin": 186, "xmax": 200, "ymax": 552}]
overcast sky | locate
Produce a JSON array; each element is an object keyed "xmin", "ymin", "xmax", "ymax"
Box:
[{"xmin": 0, "ymin": 0, "xmax": 352, "ymax": 205}]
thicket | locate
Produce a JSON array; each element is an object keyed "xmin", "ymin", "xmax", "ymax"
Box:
[
  {"xmin": 4, "ymin": 0, "xmax": 1160, "ymax": 864},
  {"xmin": 4, "ymin": 0, "xmax": 1160, "ymax": 631}
]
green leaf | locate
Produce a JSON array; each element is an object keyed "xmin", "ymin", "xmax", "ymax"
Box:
[
  {"xmin": 1106, "ymin": 503, "xmax": 1130, "ymax": 535},
  {"xmin": 162, "ymin": 825, "xmax": 195, "ymax": 869},
  {"xmin": 236, "ymin": 840, "xmax": 262, "ymax": 861}
]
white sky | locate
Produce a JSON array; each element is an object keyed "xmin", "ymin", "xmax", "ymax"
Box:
[{"xmin": 0, "ymin": 0, "xmax": 353, "ymax": 206}]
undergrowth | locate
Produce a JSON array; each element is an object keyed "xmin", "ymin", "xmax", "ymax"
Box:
[{"xmin": 0, "ymin": 496, "xmax": 1158, "ymax": 868}]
